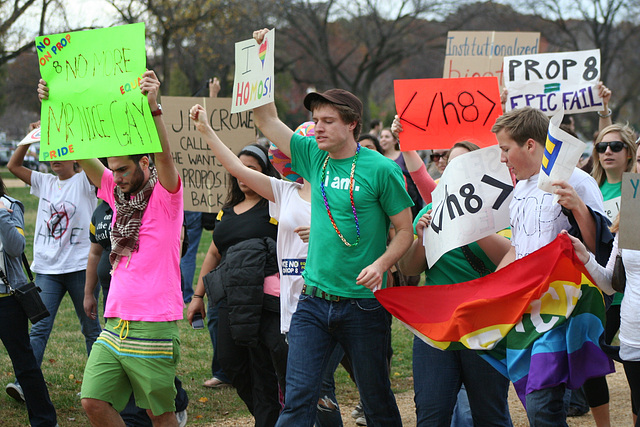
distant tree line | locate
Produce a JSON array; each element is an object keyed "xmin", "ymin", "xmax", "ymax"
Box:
[{"xmin": 1, "ymin": 0, "xmax": 639, "ymax": 139}]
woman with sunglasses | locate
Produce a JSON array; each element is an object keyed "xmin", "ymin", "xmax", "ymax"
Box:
[
  {"xmin": 430, "ymin": 150, "xmax": 449, "ymax": 178},
  {"xmin": 564, "ymin": 209, "xmax": 640, "ymax": 427},
  {"xmin": 592, "ymin": 125, "xmax": 637, "ymax": 224},
  {"xmin": 584, "ymin": 123, "xmax": 637, "ymax": 426}
]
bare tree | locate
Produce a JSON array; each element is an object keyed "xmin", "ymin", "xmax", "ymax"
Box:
[
  {"xmin": 107, "ymin": 0, "xmax": 224, "ymax": 93},
  {"xmin": 517, "ymin": 0, "xmax": 640, "ymax": 128},
  {"xmin": 0, "ymin": 0, "xmax": 59, "ymax": 66},
  {"xmin": 275, "ymin": 0, "xmax": 449, "ymax": 126}
]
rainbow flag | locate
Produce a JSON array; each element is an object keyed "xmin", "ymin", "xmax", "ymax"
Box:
[{"xmin": 376, "ymin": 234, "xmax": 614, "ymax": 404}]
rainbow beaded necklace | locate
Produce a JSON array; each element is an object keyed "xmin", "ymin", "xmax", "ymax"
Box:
[{"xmin": 320, "ymin": 143, "xmax": 361, "ymax": 247}]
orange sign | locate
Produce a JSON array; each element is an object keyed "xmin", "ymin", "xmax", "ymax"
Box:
[{"xmin": 394, "ymin": 77, "xmax": 503, "ymax": 150}]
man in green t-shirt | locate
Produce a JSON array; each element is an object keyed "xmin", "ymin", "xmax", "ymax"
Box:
[{"xmin": 252, "ymin": 27, "xmax": 413, "ymax": 427}]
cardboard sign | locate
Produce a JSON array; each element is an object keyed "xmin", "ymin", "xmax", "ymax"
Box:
[
  {"xmin": 163, "ymin": 96, "xmax": 256, "ymax": 212},
  {"xmin": 424, "ymin": 145, "xmax": 513, "ymax": 267},
  {"xmin": 231, "ymin": 29, "xmax": 275, "ymax": 113},
  {"xmin": 36, "ymin": 23, "xmax": 162, "ymax": 160},
  {"xmin": 395, "ymin": 77, "xmax": 502, "ymax": 150},
  {"xmin": 602, "ymin": 197, "xmax": 620, "ymax": 223},
  {"xmin": 618, "ymin": 172, "xmax": 640, "ymax": 250},
  {"xmin": 504, "ymin": 49, "xmax": 603, "ymax": 114},
  {"xmin": 443, "ymin": 31, "xmax": 540, "ymax": 87},
  {"xmin": 537, "ymin": 109, "xmax": 585, "ymax": 200}
]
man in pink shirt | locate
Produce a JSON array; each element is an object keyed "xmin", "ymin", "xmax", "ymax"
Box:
[{"xmin": 39, "ymin": 70, "xmax": 184, "ymax": 427}]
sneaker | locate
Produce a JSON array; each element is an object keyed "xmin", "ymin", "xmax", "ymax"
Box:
[
  {"xmin": 317, "ymin": 395, "xmax": 338, "ymax": 412},
  {"xmin": 176, "ymin": 409, "xmax": 188, "ymax": 427},
  {"xmin": 351, "ymin": 402, "xmax": 364, "ymax": 419},
  {"xmin": 5, "ymin": 382, "xmax": 24, "ymax": 403},
  {"xmin": 355, "ymin": 415, "xmax": 367, "ymax": 426},
  {"xmin": 203, "ymin": 377, "xmax": 231, "ymax": 388},
  {"xmin": 567, "ymin": 406, "xmax": 589, "ymax": 417}
]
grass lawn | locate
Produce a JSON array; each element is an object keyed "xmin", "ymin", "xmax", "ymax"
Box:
[{"xmin": 0, "ymin": 175, "xmax": 415, "ymax": 425}]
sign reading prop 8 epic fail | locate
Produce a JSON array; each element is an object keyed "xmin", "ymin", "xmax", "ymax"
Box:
[
  {"xmin": 36, "ymin": 23, "xmax": 162, "ymax": 161},
  {"xmin": 504, "ymin": 49, "xmax": 603, "ymax": 114}
]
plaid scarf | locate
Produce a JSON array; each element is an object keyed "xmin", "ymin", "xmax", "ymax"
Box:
[{"xmin": 110, "ymin": 166, "xmax": 158, "ymax": 269}]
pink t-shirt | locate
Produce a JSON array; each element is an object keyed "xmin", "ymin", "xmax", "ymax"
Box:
[
  {"xmin": 98, "ymin": 169, "xmax": 184, "ymax": 321},
  {"xmin": 409, "ymin": 163, "xmax": 437, "ymax": 205},
  {"xmin": 263, "ymin": 273, "xmax": 280, "ymax": 297}
]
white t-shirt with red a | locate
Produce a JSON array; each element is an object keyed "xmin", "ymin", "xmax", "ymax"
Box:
[{"xmin": 30, "ymin": 171, "xmax": 97, "ymax": 274}]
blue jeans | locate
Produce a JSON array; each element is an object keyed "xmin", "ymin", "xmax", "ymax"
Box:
[
  {"xmin": 525, "ymin": 384, "xmax": 568, "ymax": 427},
  {"xmin": 207, "ymin": 301, "xmax": 229, "ymax": 382},
  {"xmin": 276, "ymin": 294, "xmax": 401, "ymax": 427},
  {"xmin": 451, "ymin": 386, "xmax": 472, "ymax": 427},
  {"xmin": 0, "ymin": 295, "xmax": 57, "ymax": 426},
  {"xmin": 180, "ymin": 211, "xmax": 203, "ymax": 303},
  {"xmin": 315, "ymin": 344, "xmax": 345, "ymax": 427},
  {"xmin": 29, "ymin": 271, "xmax": 101, "ymax": 367},
  {"xmin": 412, "ymin": 336, "xmax": 512, "ymax": 427},
  {"xmin": 564, "ymin": 386, "xmax": 589, "ymax": 413}
]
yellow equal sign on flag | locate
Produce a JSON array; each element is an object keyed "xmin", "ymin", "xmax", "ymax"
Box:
[{"xmin": 542, "ymin": 132, "xmax": 562, "ymax": 174}]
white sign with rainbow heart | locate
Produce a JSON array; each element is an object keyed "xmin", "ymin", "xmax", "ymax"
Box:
[{"xmin": 231, "ymin": 29, "xmax": 275, "ymax": 113}]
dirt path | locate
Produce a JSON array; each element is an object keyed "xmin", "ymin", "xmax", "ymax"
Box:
[
  {"xmin": 4, "ymin": 178, "xmax": 26, "ymax": 188},
  {"xmin": 206, "ymin": 361, "xmax": 632, "ymax": 426}
]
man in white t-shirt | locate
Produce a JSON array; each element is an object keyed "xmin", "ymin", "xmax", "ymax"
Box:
[{"xmin": 493, "ymin": 107, "xmax": 608, "ymax": 426}]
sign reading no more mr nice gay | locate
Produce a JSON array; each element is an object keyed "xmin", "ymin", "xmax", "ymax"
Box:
[{"xmin": 36, "ymin": 23, "xmax": 162, "ymax": 161}]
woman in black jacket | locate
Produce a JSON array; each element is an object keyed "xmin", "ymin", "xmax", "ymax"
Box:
[
  {"xmin": 0, "ymin": 176, "xmax": 58, "ymax": 426},
  {"xmin": 187, "ymin": 144, "xmax": 286, "ymax": 427}
]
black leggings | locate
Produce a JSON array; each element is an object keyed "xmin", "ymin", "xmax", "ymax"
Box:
[
  {"xmin": 581, "ymin": 304, "xmax": 623, "ymax": 408},
  {"xmin": 605, "ymin": 304, "xmax": 621, "ymax": 344},
  {"xmin": 583, "ymin": 376, "xmax": 609, "ymax": 408},
  {"xmin": 623, "ymin": 360, "xmax": 640, "ymax": 425}
]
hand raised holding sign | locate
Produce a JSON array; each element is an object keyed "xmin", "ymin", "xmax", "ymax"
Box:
[
  {"xmin": 415, "ymin": 209, "xmax": 432, "ymax": 241},
  {"xmin": 37, "ymin": 79, "xmax": 49, "ymax": 102},
  {"xmin": 553, "ymin": 180, "xmax": 588, "ymax": 212},
  {"xmin": 140, "ymin": 70, "xmax": 161, "ymax": 109},
  {"xmin": 391, "ymin": 115, "xmax": 403, "ymax": 136},
  {"xmin": 253, "ymin": 28, "xmax": 270, "ymax": 44}
]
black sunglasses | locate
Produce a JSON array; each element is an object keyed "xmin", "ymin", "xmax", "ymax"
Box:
[
  {"xmin": 595, "ymin": 140, "xmax": 625, "ymax": 153},
  {"xmin": 430, "ymin": 152, "xmax": 448, "ymax": 162}
]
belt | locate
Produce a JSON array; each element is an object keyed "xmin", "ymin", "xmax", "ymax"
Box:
[{"xmin": 301, "ymin": 284, "xmax": 344, "ymax": 302}]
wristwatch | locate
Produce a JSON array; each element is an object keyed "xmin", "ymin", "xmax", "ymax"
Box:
[{"xmin": 151, "ymin": 104, "xmax": 163, "ymax": 117}]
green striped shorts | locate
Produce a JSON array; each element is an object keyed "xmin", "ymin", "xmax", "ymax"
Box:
[{"xmin": 81, "ymin": 318, "xmax": 180, "ymax": 416}]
